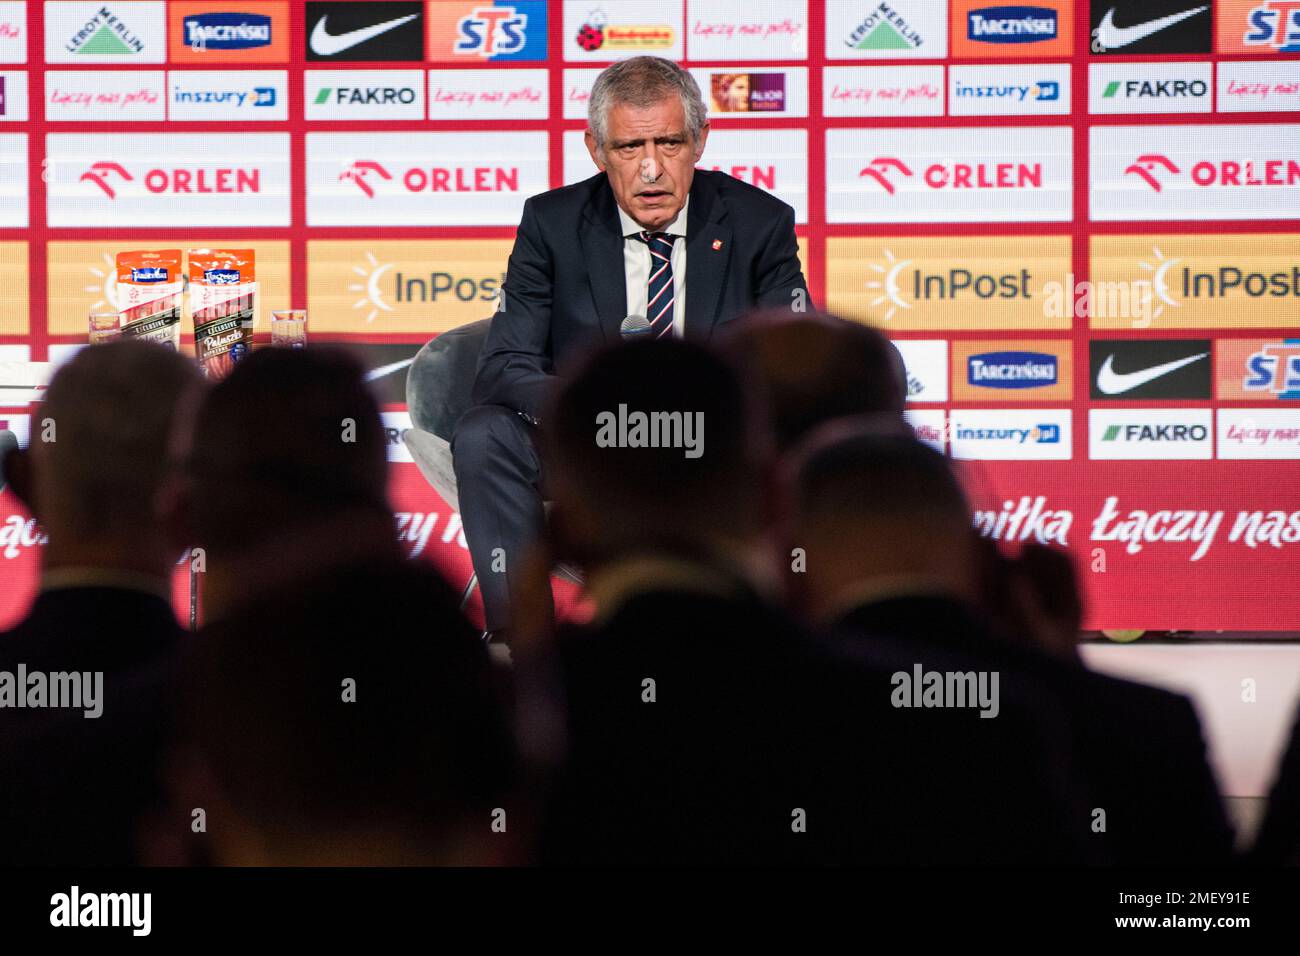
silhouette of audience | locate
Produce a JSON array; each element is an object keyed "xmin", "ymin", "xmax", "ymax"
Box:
[
  {"xmin": 0, "ymin": 328, "xmax": 1282, "ymax": 868},
  {"xmin": 161, "ymin": 559, "xmax": 519, "ymax": 865},
  {"xmin": 179, "ymin": 345, "xmax": 402, "ymax": 622},
  {"xmin": 0, "ymin": 341, "xmax": 204, "ymax": 864},
  {"xmin": 780, "ymin": 420, "xmax": 1234, "ymax": 865}
]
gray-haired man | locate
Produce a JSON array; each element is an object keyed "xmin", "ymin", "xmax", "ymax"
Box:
[{"xmin": 453, "ymin": 56, "xmax": 809, "ymax": 638}]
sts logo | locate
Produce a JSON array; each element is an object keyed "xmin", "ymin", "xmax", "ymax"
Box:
[
  {"xmin": 433, "ymin": 1, "xmax": 547, "ymax": 61},
  {"xmin": 1243, "ymin": 1, "xmax": 1300, "ymax": 52}
]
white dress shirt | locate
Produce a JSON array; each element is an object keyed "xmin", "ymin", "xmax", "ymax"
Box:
[{"xmin": 616, "ymin": 197, "xmax": 688, "ymax": 338}]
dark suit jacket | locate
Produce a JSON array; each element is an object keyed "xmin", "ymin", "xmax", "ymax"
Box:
[
  {"xmin": 836, "ymin": 594, "xmax": 1235, "ymax": 866},
  {"xmin": 1253, "ymin": 702, "xmax": 1300, "ymax": 864},
  {"xmin": 0, "ymin": 586, "xmax": 182, "ymax": 865},
  {"xmin": 541, "ymin": 580, "xmax": 1091, "ymax": 865},
  {"xmin": 473, "ymin": 170, "xmax": 809, "ymax": 420}
]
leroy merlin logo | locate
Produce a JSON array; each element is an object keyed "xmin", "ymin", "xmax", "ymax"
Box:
[
  {"xmin": 65, "ymin": 6, "xmax": 148, "ymax": 56},
  {"xmin": 844, "ymin": 2, "xmax": 925, "ymax": 51}
]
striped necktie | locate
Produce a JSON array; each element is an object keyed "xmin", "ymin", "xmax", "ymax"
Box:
[{"xmin": 639, "ymin": 230, "xmax": 677, "ymax": 338}]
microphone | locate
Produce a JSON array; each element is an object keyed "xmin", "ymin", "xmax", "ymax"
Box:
[
  {"xmin": 0, "ymin": 429, "xmax": 17, "ymax": 494},
  {"xmin": 620, "ymin": 314, "xmax": 651, "ymax": 340}
]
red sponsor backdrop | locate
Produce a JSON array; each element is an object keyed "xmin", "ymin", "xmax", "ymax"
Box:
[{"xmin": 1, "ymin": 1, "xmax": 1298, "ymax": 631}]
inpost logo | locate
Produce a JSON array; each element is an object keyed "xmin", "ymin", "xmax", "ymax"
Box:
[
  {"xmin": 308, "ymin": 240, "xmax": 512, "ymax": 333},
  {"xmin": 826, "ymin": 236, "xmax": 1072, "ymax": 331},
  {"xmin": 1089, "ymin": 235, "xmax": 1300, "ymax": 328}
]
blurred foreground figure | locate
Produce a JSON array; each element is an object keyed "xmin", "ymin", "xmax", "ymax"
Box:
[
  {"xmin": 165, "ymin": 560, "xmax": 519, "ymax": 865},
  {"xmin": 783, "ymin": 422, "xmax": 1234, "ymax": 865},
  {"xmin": 0, "ymin": 341, "xmax": 203, "ymax": 865},
  {"xmin": 181, "ymin": 346, "xmax": 401, "ymax": 622},
  {"xmin": 1253, "ymin": 703, "xmax": 1300, "ymax": 865},
  {"xmin": 721, "ymin": 310, "xmax": 906, "ymax": 453},
  {"xmin": 535, "ymin": 340, "xmax": 1085, "ymax": 863}
]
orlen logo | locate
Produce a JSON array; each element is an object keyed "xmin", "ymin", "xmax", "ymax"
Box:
[
  {"xmin": 184, "ymin": 13, "xmax": 272, "ymax": 51},
  {"xmin": 456, "ymin": 5, "xmax": 529, "ymax": 57},
  {"xmin": 1243, "ymin": 1, "xmax": 1300, "ymax": 52},
  {"xmin": 338, "ymin": 160, "xmax": 520, "ymax": 198},
  {"xmin": 1124, "ymin": 153, "xmax": 1300, "ymax": 191},
  {"xmin": 79, "ymin": 161, "xmax": 133, "ymax": 199},
  {"xmin": 967, "ymin": 5, "xmax": 1058, "ymax": 43},
  {"xmin": 859, "ymin": 155, "xmax": 1043, "ymax": 195},
  {"xmin": 79, "ymin": 161, "xmax": 261, "ymax": 198}
]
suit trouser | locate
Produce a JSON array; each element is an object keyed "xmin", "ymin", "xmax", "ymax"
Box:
[{"xmin": 451, "ymin": 404, "xmax": 547, "ymax": 632}]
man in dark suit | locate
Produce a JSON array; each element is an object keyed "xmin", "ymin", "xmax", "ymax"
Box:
[
  {"xmin": 453, "ymin": 55, "xmax": 809, "ymax": 639},
  {"xmin": 0, "ymin": 341, "xmax": 203, "ymax": 864},
  {"xmin": 781, "ymin": 422, "xmax": 1235, "ymax": 865}
]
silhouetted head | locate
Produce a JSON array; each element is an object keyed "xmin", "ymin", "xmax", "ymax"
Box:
[
  {"xmin": 543, "ymin": 337, "xmax": 769, "ymax": 570},
  {"xmin": 3, "ymin": 340, "xmax": 203, "ymax": 575},
  {"xmin": 722, "ymin": 311, "xmax": 907, "ymax": 453},
  {"xmin": 781, "ymin": 418, "xmax": 977, "ymax": 622},
  {"xmin": 186, "ymin": 346, "xmax": 390, "ymax": 557}
]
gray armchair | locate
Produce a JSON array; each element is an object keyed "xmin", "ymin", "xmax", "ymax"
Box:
[{"xmin": 403, "ymin": 319, "xmax": 580, "ymax": 611}]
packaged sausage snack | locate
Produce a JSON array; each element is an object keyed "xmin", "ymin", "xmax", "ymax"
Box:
[
  {"xmin": 189, "ymin": 249, "xmax": 256, "ymax": 380},
  {"xmin": 115, "ymin": 250, "xmax": 183, "ymax": 349}
]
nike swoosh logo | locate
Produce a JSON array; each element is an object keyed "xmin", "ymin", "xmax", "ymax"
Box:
[
  {"xmin": 1093, "ymin": 6, "xmax": 1208, "ymax": 50},
  {"xmin": 310, "ymin": 13, "xmax": 419, "ymax": 57},
  {"xmin": 1096, "ymin": 352, "xmax": 1208, "ymax": 395}
]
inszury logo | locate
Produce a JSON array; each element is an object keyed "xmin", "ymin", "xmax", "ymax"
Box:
[
  {"xmin": 1091, "ymin": 4, "xmax": 1211, "ymax": 54},
  {"xmin": 967, "ymin": 5, "xmax": 1059, "ymax": 43},
  {"xmin": 1242, "ymin": 1, "xmax": 1300, "ymax": 52},
  {"xmin": 1089, "ymin": 339, "xmax": 1211, "ymax": 399},
  {"xmin": 968, "ymin": 351, "xmax": 1059, "ymax": 389},
  {"xmin": 184, "ymin": 13, "xmax": 271, "ymax": 50},
  {"xmin": 306, "ymin": 2, "xmax": 423, "ymax": 61},
  {"xmin": 339, "ymin": 160, "xmax": 521, "ymax": 198},
  {"xmin": 1124, "ymin": 153, "xmax": 1300, "ymax": 191},
  {"xmin": 954, "ymin": 79, "xmax": 1059, "ymax": 102},
  {"xmin": 957, "ymin": 422, "xmax": 1062, "ymax": 443},
  {"xmin": 860, "ymin": 155, "xmax": 1045, "ymax": 195},
  {"xmin": 80, "ymin": 161, "xmax": 261, "ymax": 198}
]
